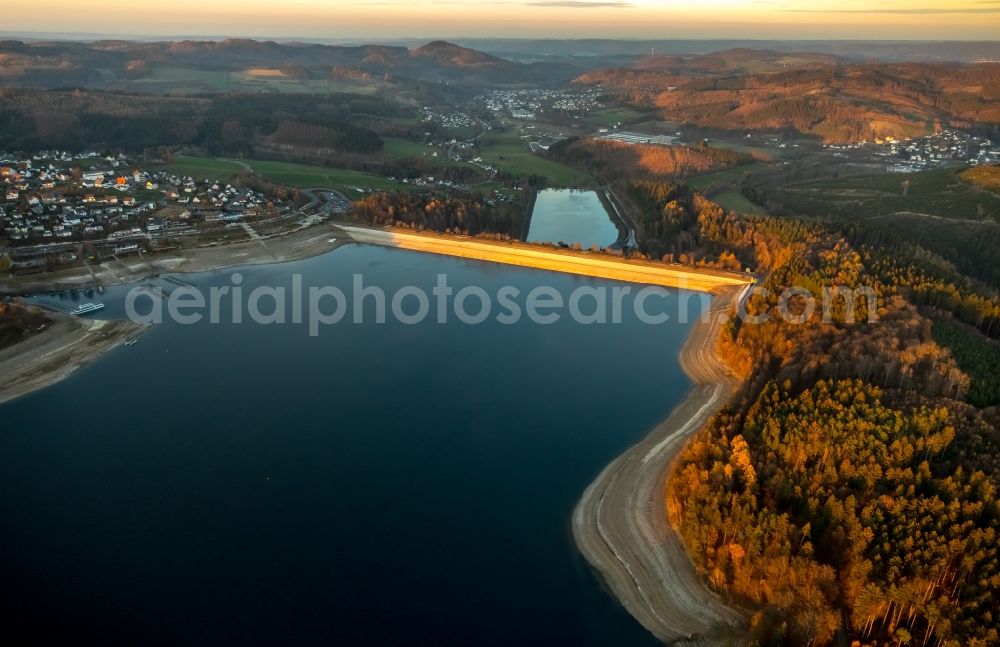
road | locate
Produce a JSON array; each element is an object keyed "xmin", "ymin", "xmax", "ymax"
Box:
[{"xmin": 572, "ymin": 287, "xmax": 746, "ymax": 644}]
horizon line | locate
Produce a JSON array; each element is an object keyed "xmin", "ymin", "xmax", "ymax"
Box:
[{"xmin": 3, "ymin": 31, "xmax": 1000, "ymax": 45}]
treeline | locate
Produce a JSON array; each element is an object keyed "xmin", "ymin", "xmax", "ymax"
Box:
[
  {"xmin": 849, "ymin": 228, "xmax": 1000, "ymax": 340},
  {"xmin": 670, "ymin": 379, "xmax": 1000, "ymax": 646},
  {"xmin": 265, "ymin": 120, "xmax": 383, "ymax": 154},
  {"xmin": 931, "ymin": 318, "xmax": 1000, "ymax": 408},
  {"xmin": 622, "ymin": 180, "xmax": 814, "ymax": 270},
  {"xmin": 741, "ymin": 166, "xmax": 1000, "ymax": 339},
  {"xmin": 0, "ymin": 89, "xmax": 396, "ymax": 155},
  {"xmin": 0, "ymin": 301, "xmax": 49, "ymax": 350},
  {"xmin": 667, "ymin": 218, "xmax": 1000, "ymax": 644},
  {"xmin": 349, "ymin": 191, "xmax": 524, "ymax": 238}
]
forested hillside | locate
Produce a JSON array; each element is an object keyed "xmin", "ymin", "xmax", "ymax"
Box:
[
  {"xmin": 0, "ymin": 89, "xmax": 399, "ymax": 155},
  {"xmin": 576, "ymin": 61, "xmax": 1000, "ymax": 143},
  {"xmin": 641, "ymin": 181, "xmax": 1000, "ymax": 644},
  {"xmin": 349, "ymin": 191, "xmax": 525, "ymax": 238},
  {"xmin": 548, "ymin": 137, "xmax": 747, "ymax": 183}
]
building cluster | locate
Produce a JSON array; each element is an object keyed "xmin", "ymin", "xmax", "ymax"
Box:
[
  {"xmin": 476, "ymin": 88, "xmax": 603, "ymax": 121},
  {"xmin": 597, "ymin": 131, "xmax": 678, "ymax": 146},
  {"xmin": 0, "ymin": 151, "xmax": 286, "ymax": 250},
  {"xmin": 421, "ymin": 108, "xmax": 488, "ymax": 136},
  {"xmin": 824, "ymin": 130, "xmax": 1000, "ymax": 172}
]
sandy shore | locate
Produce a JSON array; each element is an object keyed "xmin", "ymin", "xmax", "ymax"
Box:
[
  {"xmin": 572, "ymin": 287, "xmax": 746, "ymax": 644},
  {"xmin": 1, "ymin": 222, "xmax": 349, "ymax": 295},
  {"xmin": 0, "ymin": 315, "xmax": 146, "ymax": 406}
]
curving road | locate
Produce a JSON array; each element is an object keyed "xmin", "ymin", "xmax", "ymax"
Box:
[{"xmin": 572, "ymin": 287, "xmax": 746, "ymax": 644}]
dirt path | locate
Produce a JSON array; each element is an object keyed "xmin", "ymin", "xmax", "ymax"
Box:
[
  {"xmin": 572, "ymin": 287, "xmax": 745, "ymax": 644},
  {"xmin": 0, "ymin": 316, "xmax": 146, "ymax": 405}
]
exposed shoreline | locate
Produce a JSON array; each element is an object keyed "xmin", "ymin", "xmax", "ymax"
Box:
[
  {"xmin": 0, "ymin": 315, "xmax": 146, "ymax": 406},
  {"xmin": 0, "ymin": 222, "xmax": 349, "ymax": 296},
  {"xmin": 572, "ymin": 286, "xmax": 746, "ymax": 644},
  {"xmin": 3, "ymin": 222, "xmax": 750, "ymax": 641},
  {"xmin": 0, "ymin": 223, "xmax": 350, "ymax": 405}
]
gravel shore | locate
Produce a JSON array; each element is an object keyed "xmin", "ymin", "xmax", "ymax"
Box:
[
  {"xmin": 572, "ymin": 287, "xmax": 746, "ymax": 644},
  {"xmin": 0, "ymin": 316, "xmax": 146, "ymax": 405}
]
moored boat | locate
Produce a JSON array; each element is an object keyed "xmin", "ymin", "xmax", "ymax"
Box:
[{"xmin": 71, "ymin": 302, "xmax": 105, "ymax": 316}]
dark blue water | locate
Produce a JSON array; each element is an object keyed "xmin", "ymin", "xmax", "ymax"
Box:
[{"xmin": 1, "ymin": 245, "xmax": 702, "ymax": 646}]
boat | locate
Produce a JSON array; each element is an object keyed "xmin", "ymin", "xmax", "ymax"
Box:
[
  {"xmin": 124, "ymin": 339, "xmax": 137, "ymax": 347},
  {"xmin": 71, "ymin": 302, "xmax": 105, "ymax": 316}
]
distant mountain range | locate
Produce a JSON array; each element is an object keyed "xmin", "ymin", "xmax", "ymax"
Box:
[
  {"xmin": 0, "ymin": 38, "xmax": 580, "ymax": 89},
  {"xmin": 2, "ymin": 37, "xmax": 999, "ymax": 146},
  {"xmin": 5, "ymin": 34, "xmax": 998, "ymax": 61}
]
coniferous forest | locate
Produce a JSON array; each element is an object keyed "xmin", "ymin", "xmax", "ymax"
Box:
[{"xmin": 633, "ymin": 177, "xmax": 1000, "ymax": 646}]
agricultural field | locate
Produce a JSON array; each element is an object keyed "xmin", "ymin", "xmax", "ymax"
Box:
[
  {"xmin": 126, "ymin": 66, "xmax": 232, "ymax": 93},
  {"xmin": 580, "ymin": 107, "xmax": 648, "ymax": 128},
  {"xmin": 685, "ymin": 161, "xmax": 771, "ymax": 192},
  {"xmin": 161, "ymin": 155, "xmax": 411, "ymax": 194},
  {"xmin": 705, "ymin": 139, "xmax": 780, "ymax": 161},
  {"xmin": 158, "ymin": 156, "xmax": 247, "ymax": 180},
  {"xmin": 712, "ymin": 189, "xmax": 766, "ymax": 214},
  {"xmin": 230, "ymin": 72, "xmax": 383, "ymax": 95},
  {"xmin": 478, "ymin": 136, "xmax": 595, "ymax": 186},
  {"xmin": 124, "ymin": 65, "xmax": 385, "ymax": 95},
  {"xmin": 382, "ymin": 138, "xmax": 473, "ymax": 171},
  {"xmin": 383, "ymin": 137, "xmax": 434, "ymax": 160}
]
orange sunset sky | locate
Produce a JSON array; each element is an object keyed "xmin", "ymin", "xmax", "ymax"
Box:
[{"xmin": 5, "ymin": 0, "xmax": 1000, "ymax": 40}]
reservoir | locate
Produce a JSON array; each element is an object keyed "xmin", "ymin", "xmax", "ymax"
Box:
[
  {"xmin": 527, "ymin": 188, "xmax": 619, "ymax": 249},
  {"xmin": 0, "ymin": 244, "xmax": 704, "ymax": 646}
]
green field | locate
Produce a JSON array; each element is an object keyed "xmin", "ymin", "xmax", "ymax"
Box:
[
  {"xmin": 707, "ymin": 140, "xmax": 779, "ymax": 161},
  {"xmin": 130, "ymin": 66, "xmax": 231, "ymax": 93},
  {"xmin": 160, "ymin": 156, "xmax": 246, "ymax": 179},
  {"xmin": 382, "ymin": 138, "xmax": 473, "ymax": 171},
  {"xmin": 581, "ymin": 107, "xmax": 648, "ymax": 128},
  {"xmin": 686, "ymin": 162, "xmax": 771, "ymax": 192},
  {"xmin": 771, "ymin": 167, "xmax": 1000, "ymax": 222},
  {"xmin": 477, "ymin": 137, "xmax": 594, "ymax": 186},
  {"xmin": 383, "ymin": 138, "xmax": 434, "ymax": 160},
  {"xmin": 713, "ymin": 189, "xmax": 766, "ymax": 214},
  {"xmin": 230, "ymin": 73, "xmax": 382, "ymax": 96},
  {"xmin": 161, "ymin": 155, "xmax": 410, "ymax": 194},
  {"xmin": 128, "ymin": 66, "xmax": 384, "ymax": 95}
]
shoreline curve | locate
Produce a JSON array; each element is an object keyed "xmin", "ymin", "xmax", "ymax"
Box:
[{"xmin": 572, "ymin": 286, "xmax": 746, "ymax": 644}]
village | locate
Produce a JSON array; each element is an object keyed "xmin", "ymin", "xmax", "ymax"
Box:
[
  {"xmin": 824, "ymin": 128, "xmax": 1000, "ymax": 172},
  {"xmin": 475, "ymin": 87, "xmax": 604, "ymax": 121},
  {"xmin": 0, "ymin": 151, "xmax": 292, "ymax": 267}
]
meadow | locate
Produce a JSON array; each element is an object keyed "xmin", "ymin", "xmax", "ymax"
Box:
[
  {"xmin": 478, "ymin": 135, "xmax": 595, "ymax": 186},
  {"xmin": 161, "ymin": 155, "xmax": 411, "ymax": 194}
]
